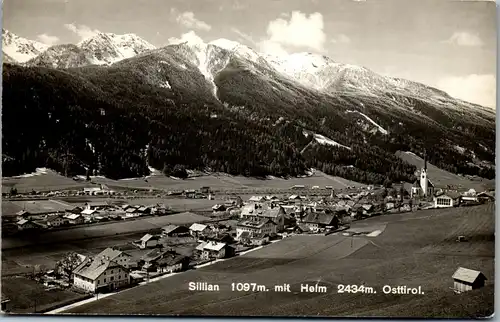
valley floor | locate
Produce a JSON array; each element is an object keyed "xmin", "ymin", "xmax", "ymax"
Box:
[{"xmin": 62, "ymin": 204, "xmax": 494, "ymax": 318}]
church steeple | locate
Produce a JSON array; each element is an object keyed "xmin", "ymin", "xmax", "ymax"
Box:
[{"xmin": 423, "ymin": 149, "xmax": 427, "ymax": 171}]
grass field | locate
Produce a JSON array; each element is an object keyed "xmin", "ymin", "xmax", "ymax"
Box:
[
  {"xmin": 65, "ymin": 203, "xmax": 494, "ymax": 318},
  {"xmin": 75, "ymin": 170, "xmax": 363, "ymax": 192},
  {"xmin": 2, "ymin": 169, "xmax": 94, "ymax": 193},
  {"xmin": 2, "ymin": 276, "xmax": 89, "ymax": 313},
  {"xmin": 2, "ymin": 212, "xmax": 211, "ymax": 250},
  {"xmin": 2, "ymin": 199, "xmax": 74, "ymax": 217},
  {"xmin": 396, "ymin": 151, "xmax": 494, "ymax": 191}
]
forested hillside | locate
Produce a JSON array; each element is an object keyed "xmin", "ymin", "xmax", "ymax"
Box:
[{"xmin": 2, "ymin": 44, "xmax": 495, "ymax": 185}]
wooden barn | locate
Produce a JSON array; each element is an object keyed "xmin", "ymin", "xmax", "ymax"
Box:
[{"xmin": 452, "ymin": 267, "xmax": 486, "ymax": 293}]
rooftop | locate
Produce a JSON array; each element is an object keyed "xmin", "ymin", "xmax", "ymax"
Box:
[
  {"xmin": 189, "ymin": 223, "xmax": 208, "ymax": 231},
  {"xmin": 452, "ymin": 267, "xmax": 486, "ymax": 284}
]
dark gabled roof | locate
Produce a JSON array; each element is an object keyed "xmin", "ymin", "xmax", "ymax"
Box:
[
  {"xmin": 141, "ymin": 248, "xmax": 166, "ymax": 262},
  {"xmin": 156, "ymin": 254, "xmax": 188, "ymax": 266},
  {"xmin": 162, "ymin": 224, "xmax": 189, "ymax": 234},
  {"xmin": 237, "ymin": 218, "xmax": 274, "ymax": 229},
  {"xmin": 302, "ymin": 212, "xmax": 338, "ymax": 225}
]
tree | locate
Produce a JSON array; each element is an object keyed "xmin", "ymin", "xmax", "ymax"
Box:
[
  {"xmin": 9, "ymin": 187, "xmax": 17, "ymax": 196},
  {"xmin": 383, "ymin": 178, "xmax": 393, "ymax": 188},
  {"xmin": 172, "ymin": 164, "xmax": 188, "ymax": 179},
  {"xmin": 55, "ymin": 252, "xmax": 84, "ymax": 283}
]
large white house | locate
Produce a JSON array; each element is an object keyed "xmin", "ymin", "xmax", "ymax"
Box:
[
  {"xmin": 73, "ymin": 256, "xmax": 130, "ymax": 293},
  {"xmin": 236, "ymin": 218, "xmax": 277, "ymax": 240},
  {"xmin": 240, "ymin": 203, "xmax": 285, "ymax": 232}
]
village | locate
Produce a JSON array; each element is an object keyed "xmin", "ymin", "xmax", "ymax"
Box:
[{"xmin": 0, "ymin": 157, "xmax": 495, "ymax": 313}]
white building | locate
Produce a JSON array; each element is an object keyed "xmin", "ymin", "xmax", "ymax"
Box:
[
  {"xmin": 73, "ymin": 258, "xmax": 130, "ymax": 293},
  {"xmin": 189, "ymin": 223, "xmax": 209, "ymax": 237},
  {"xmin": 196, "ymin": 241, "xmax": 228, "ymax": 259},
  {"xmin": 434, "ymin": 191, "xmax": 461, "ymax": 208},
  {"xmin": 138, "ymin": 234, "xmax": 160, "ymax": 249},
  {"xmin": 236, "ymin": 218, "xmax": 277, "ymax": 240},
  {"xmin": 240, "ymin": 203, "xmax": 285, "ymax": 232}
]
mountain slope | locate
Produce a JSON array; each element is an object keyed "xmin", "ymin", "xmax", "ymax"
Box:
[
  {"xmin": 2, "ymin": 37, "xmax": 495, "ymax": 184},
  {"xmin": 2, "ymin": 29, "xmax": 48, "ymax": 63}
]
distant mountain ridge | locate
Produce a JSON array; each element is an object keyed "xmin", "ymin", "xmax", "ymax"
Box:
[{"xmin": 2, "ymin": 29, "xmax": 495, "ymax": 183}]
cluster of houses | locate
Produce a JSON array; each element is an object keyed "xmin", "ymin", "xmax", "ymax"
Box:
[{"xmin": 15, "ymin": 202, "xmax": 171, "ymax": 231}]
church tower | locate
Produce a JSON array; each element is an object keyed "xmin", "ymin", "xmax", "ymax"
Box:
[{"xmin": 420, "ymin": 150, "xmax": 428, "ymax": 196}]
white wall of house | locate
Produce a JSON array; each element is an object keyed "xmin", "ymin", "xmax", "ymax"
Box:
[
  {"xmin": 202, "ymin": 248, "xmax": 225, "ymax": 259},
  {"xmin": 434, "ymin": 196, "xmax": 455, "ymax": 208},
  {"xmin": 236, "ymin": 222, "xmax": 276, "ymax": 239},
  {"xmin": 74, "ymin": 275, "xmax": 97, "ymax": 292},
  {"xmin": 141, "ymin": 239, "xmax": 158, "ymax": 249},
  {"xmin": 74, "ymin": 266, "xmax": 130, "ymax": 293},
  {"xmin": 158, "ymin": 262, "xmax": 183, "ymax": 273},
  {"xmin": 110, "ymin": 253, "xmax": 132, "ymax": 268}
]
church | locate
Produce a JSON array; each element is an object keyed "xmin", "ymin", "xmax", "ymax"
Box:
[{"xmin": 410, "ymin": 152, "xmax": 435, "ymax": 198}]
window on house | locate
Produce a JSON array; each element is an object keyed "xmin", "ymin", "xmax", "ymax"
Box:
[
  {"xmin": 119, "ymin": 275, "xmax": 121, "ymax": 279},
  {"xmin": 104, "ymin": 272, "xmax": 106, "ymax": 275},
  {"xmin": 111, "ymin": 270, "xmax": 113, "ymax": 274},
  {"xmin": 111, "ymin": 276, "xmax": 114, "ymax": 281},
  {"xmin": 104, "ymin": 278, "xmax": 106, "ymax": 282},
  {"xmin": 98, "ymin": 280, "xmax": 100, "ymax": 285}
]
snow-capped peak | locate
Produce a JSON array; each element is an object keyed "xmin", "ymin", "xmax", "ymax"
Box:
[
  {"xmin": 78, "ymin": 32, "xmax": 156, "ymax": 65},
  {"xmin": 2, "ymin": 29, "xmax": 48, "ymax": 63}
]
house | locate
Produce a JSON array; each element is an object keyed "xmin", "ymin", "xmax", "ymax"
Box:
[
  {"xmin": 84, "ymin": 201, "xmax": 110, "ymax": 211},
  {"xmin": 83, "ymin": 187, "xmax": 103, "ymax": 195},
  {"xmin": 212, "ymin": 204, "xmax": 226, "ymax": 212},
  {"xmin": 138, "ymin": 248, "xmax": 170, "ymax": 271},
  {"xmin": 138, "ymin": 234, "xmax": 160, "ymax": 249},
  {"xmin": 236, "ymin": 218, "xmax": 277, "ymax": 240},
  {"xmin": 196, "ymin": 241, "xmax": 232, "ymax": 260},
  {"xmin": 225, "ymin": 195, "xmax": 243, "ymax": 207},
  {"xmin": 265, "ymin": 195, "xmax": 279, "ymax": 201},
  {"xmin": 291, "ymin": 185, "xmax": 305, "ymax": 190},
  {"xmin": 16, "ymin": 219, "xmax": 39, "ymax": 231},
  {"xmin": 73, "ymin": 257, "xmax": 130, "ymax": 293},
  {"xmin": 65, "ymin": 214, "xmax": 84, "ymax": 225},
  {"xmin": 1, "ymin": 298, "xmax": 11, "ymax": 312},
  {"xmin": 156, "ymin": 253, "xmax": 190, "ymax": 273},
  {"xmin": 94, "ymin": 247, "xmax": 132, "ymax": 268},
  {"xmin": 385, "ymin": 202, "xmax": 395, "ymax": 210},
  {"xmin": 288, "ymin": 195, "xmax": 303, "ymax": 201},
  {"xmin": 16, "ymin": 210, "xmax": 30, "ymax": 222},
  {"xmin": 200, "ymin": 186, "xmax": 211, "ymax": 194},
  {"xmin": 46, "ymin": 215, "xmax": 66, "ymax": 227},
  {"xmin": 126, "ymin": 207, "xmax": 138, "ymax": 214},
  {"xmin": 240, "ymin": 203, "xmax": 286, "ymax": 232},
  {"xmin": 162, "ymin": 225, "xmax": 190, "ymax": 237},
  {"xmin": 434, "ymin": 191, "xmax": 461, "ymax": 208},
  {"xmin": 410, "ymin": 153, "xmax": 435, "ymax": 198},
  {"xmin": 189, "ymin": 223, "xmax": 209, "ymax": 237},
  {"xmin": 452, "ymin": 267, "xmax": 487, "ymax": 293},
  {"xmin": 137, "ymin": 206, "xmax": 149, "ymax": 214},
  {"xmin": 477, "ymin": 191, "xmax": 495, "ymax": 203},
  {"xmin": 201, "ymin": 232, "xmax": 234, "ymax": 244},
  {"xmin": 302, "ymin": 212, "xmax": 339, "ymax": 231},
  {"xmin": 248, "ymin": 196, "xmax": 265, "ymax": 203},
  {"xmin": 184, "ymin": 190, "xmax": 196, "ymax": 198},
  {"xmin": 81, "ymin": 208, "xmax": 97, "ymax": 216},
  {"xmin": 70, "ymin": 206, "xmax": 83, "ymax": 214}
]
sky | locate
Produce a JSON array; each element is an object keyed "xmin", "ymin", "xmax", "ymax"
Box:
[{"xmin": 3, "ymin": 0, "xmax": 497, "ymax": 109}]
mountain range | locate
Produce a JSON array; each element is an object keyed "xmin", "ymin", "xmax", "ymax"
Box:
[{"xmin": 2, "ymin": 29, "xmax": 495, "ymax": 184}]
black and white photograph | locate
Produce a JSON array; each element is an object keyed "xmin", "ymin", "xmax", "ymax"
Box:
[{"xmin": 0, "ymin": 0, "xmax": 496, "ymax": 318}]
